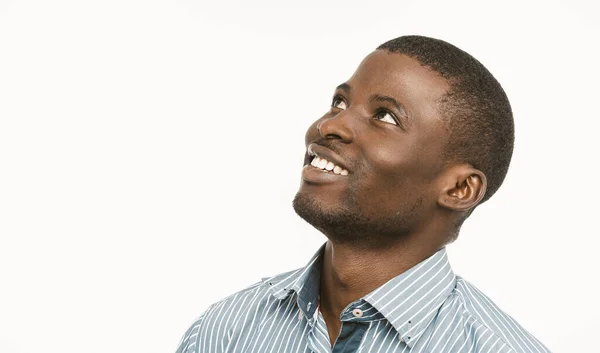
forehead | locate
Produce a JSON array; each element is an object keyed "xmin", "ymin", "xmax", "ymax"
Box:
[{"xmin": 346, "ymin": 50, "xmax": 450, "ymax": 116}]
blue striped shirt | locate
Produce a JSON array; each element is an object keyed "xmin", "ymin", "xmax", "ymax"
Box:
[{"xmin": 176, "ymin": 244, "xmax": 550, "ymax": 352}]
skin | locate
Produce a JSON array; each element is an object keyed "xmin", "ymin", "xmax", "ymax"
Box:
[{"xmin": 292, "ymin": 50, "xmax": 487, "ymax": 346}]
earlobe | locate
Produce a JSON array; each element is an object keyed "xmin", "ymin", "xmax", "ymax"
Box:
[{"xmin": 437, "ymin": 167, "xmax": 487, "ymax": 211}]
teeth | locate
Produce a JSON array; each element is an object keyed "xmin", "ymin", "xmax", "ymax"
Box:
[
  {"xmin": 311, "ymin": 156, "xmax": 320, "ymax": 167},
  {"xmin": 317, "ymin": 158, "xmax": 328, "ymax": 169},
  {"xmin": 308, "ymin": 155, "xmax": 349, "ymax": 176}
]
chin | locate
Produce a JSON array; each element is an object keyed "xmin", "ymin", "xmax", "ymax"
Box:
[
  {"xmin": 293, "ymin": 191, "xmax": 344, "ymax": 234},
  {"xmin": 293, "ymin": 190, "xmax": 422, "ymax": 248},
  {"xmin": 293, "ymin": 191, "xmax": 397, "ymax": 247}
]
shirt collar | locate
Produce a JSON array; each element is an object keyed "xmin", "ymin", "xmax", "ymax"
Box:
[
  {"xmin": 263, "ymin": 243, "xmax": 325, "ymax": 324},
  {"xmin": 263, "ymin": 243, "xmax": 456, "ymax": 348},
  {"xmin": 364, "ymin": 247, "xmax": 456, "ymax": 348}
]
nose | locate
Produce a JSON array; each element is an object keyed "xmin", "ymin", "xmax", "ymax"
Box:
[{"xmin": 317, "ymin": 112, "xmax": 355, "ymax": 143}]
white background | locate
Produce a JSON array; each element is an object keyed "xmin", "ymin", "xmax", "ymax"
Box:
[{"xmin": 1, "ymin": 0, "xmax": 599, "ymax": 352}]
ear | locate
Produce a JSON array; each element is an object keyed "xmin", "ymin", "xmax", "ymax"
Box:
[{"xmin": 437, "ymin": 165, "xmax": 487, "ymax": 211}]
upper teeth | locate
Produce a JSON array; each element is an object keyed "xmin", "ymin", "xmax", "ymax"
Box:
[{"xmin": 310, "ymin": 156, "xmax": 349, "ymax": 175}]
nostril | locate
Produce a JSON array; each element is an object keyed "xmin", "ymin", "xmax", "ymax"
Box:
[
  {"xmin": 317, "ymin": 116, "xmax": 353, "ymax": 143},
  {"xmin": 318, "ymin": 123, "xmax": 342, "ymax": 140}
]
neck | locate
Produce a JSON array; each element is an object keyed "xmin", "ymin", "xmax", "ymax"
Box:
[{"xmin": 318, "ymin": 234, "xmax": 444, "ymax": 323}]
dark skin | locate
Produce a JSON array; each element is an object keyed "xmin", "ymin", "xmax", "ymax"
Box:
[{"xmin": 295, "ymin": 50, "xmax": 487, "ymax": 346}]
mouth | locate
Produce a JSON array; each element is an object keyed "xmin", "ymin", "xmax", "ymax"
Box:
[{"xmin": 305, "ymin": 144, "xmax": 349, "ymax": 176}]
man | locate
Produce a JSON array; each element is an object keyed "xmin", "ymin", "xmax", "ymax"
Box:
[{"xmin": 175, "ymin": 35, "xmax": 550, "ymax": 352}]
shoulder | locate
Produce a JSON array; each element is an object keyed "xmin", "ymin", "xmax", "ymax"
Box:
[
  {"xmin": 174, "ymin": 268, "xmax": 302, "ymax": 353},
  {"xmin": 444, "ymin": 276, "xmax": 551, "ymax": 353}
]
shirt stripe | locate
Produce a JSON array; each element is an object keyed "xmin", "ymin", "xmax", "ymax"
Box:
[{"xmin": 175, "ymin": 244, "xmax": 551, "ymax": 352}]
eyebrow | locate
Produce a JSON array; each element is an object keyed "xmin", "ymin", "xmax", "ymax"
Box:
[
  {"xmin": 368, "ymin": 94, "xmax": 409, "ymax": 117},
  {"xmin": 333, "ymin": 84, "xmax": 410, "ymax": 127},
  {"xmin": 335, "ymin": 84, "xmax": 407, "ymax": 117},
  {"xmin": 335, "ymin": 83, "xmax": 351, "ymax": 94}
]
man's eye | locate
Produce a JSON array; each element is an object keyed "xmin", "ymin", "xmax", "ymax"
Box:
[
  {"xmin": 332, "ymin": 97, "xmax": 347, "ymax": 110},
  {"xmin": 375, "ymin": 110, "xmax": 398, "ymax": 125}
]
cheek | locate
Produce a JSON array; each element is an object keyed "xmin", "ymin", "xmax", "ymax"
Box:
[
  {"xmin": 355, "ymin": 143, "xmax": 429, "ymax": 215},
  {"xmin": 362, "ymin": 139, "xmax": 422, "ymax": 181},
  {"xmin": 357, "ymin": 142, "xmax": 440, "ymax": 211}
]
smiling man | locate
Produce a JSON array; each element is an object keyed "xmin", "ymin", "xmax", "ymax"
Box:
[{"xmin": 175, "ymin": 36, "xmax": 550, "ymax": 353}]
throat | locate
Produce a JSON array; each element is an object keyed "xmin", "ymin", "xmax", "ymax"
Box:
[{"xmin": 318, "ymin": 238, "xmax": 441, "ymax": 320}]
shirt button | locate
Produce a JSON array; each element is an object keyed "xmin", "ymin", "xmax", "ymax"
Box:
[{"xmin": 352, "ymin": 308, "xmax": 363, "ymax": 318}]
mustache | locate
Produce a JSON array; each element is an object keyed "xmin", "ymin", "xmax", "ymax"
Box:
[{"xmin": 311, "ymin": 138, "xmax": 346, "ymax": 157}]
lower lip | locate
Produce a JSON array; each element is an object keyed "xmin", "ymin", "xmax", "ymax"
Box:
[{"xmin": 301, "ymin": 165, "xmax": 347, "ymax": 184}]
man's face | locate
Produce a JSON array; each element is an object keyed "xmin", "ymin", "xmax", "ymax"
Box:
[{"xmin": 293, "ymin": 50, "xmax": 452, "ymax": 245}]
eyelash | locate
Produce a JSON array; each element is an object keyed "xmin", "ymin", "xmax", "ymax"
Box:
[
  {"xmin": 374, "ymin": 108, "xmax": 400, "ymax": 126},
  {"xmin": 331, "ymin": 95, "xmax": 345, "ymax": 109},
  {"xmin": 331, "ymin": 95, "xmax": 402, "ymax": 128}
]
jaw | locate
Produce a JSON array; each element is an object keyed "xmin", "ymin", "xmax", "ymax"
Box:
[
  {"xmin": 293, "ymin": 182, "xmax": 447, "ymax": 248},
  {"xmin": 296, "ymin": 179, "xmax": 349, "ymax": 210},
  {"xmin": 292, "ymin": 189, "xmax": 357, "ymax": 240},
  {"xmin": 293, "ymin": 189, "xmax": 400, "ymax": 248}
]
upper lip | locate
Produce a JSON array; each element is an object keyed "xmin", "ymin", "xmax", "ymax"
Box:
[{"xmin": 307, "ymin": 143, "xmax": 350, "ymax": 172}]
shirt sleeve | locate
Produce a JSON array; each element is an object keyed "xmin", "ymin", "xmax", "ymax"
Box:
[{"xmin": 174, "ymin": 312, "xmax": 207, "ymax": 353}]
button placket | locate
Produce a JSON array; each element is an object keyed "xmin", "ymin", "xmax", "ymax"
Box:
[{"xmin": 331, "ymin": 321, "xmax": 369, "ymax": 353}]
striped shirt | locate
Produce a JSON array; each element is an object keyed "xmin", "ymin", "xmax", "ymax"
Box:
[{"xmin": 175, "ymin": 244, "xmax": 550, "ymax": 353}]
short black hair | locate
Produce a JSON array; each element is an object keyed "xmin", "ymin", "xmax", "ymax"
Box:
[{"xmin": 377, "ymin": 35, "xmax": 514, "ymax": 209}]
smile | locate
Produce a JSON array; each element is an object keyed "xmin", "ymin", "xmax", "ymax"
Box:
[{"xmin": 309, "ymin": 155, "xmax": 349, "ymax": 175}]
